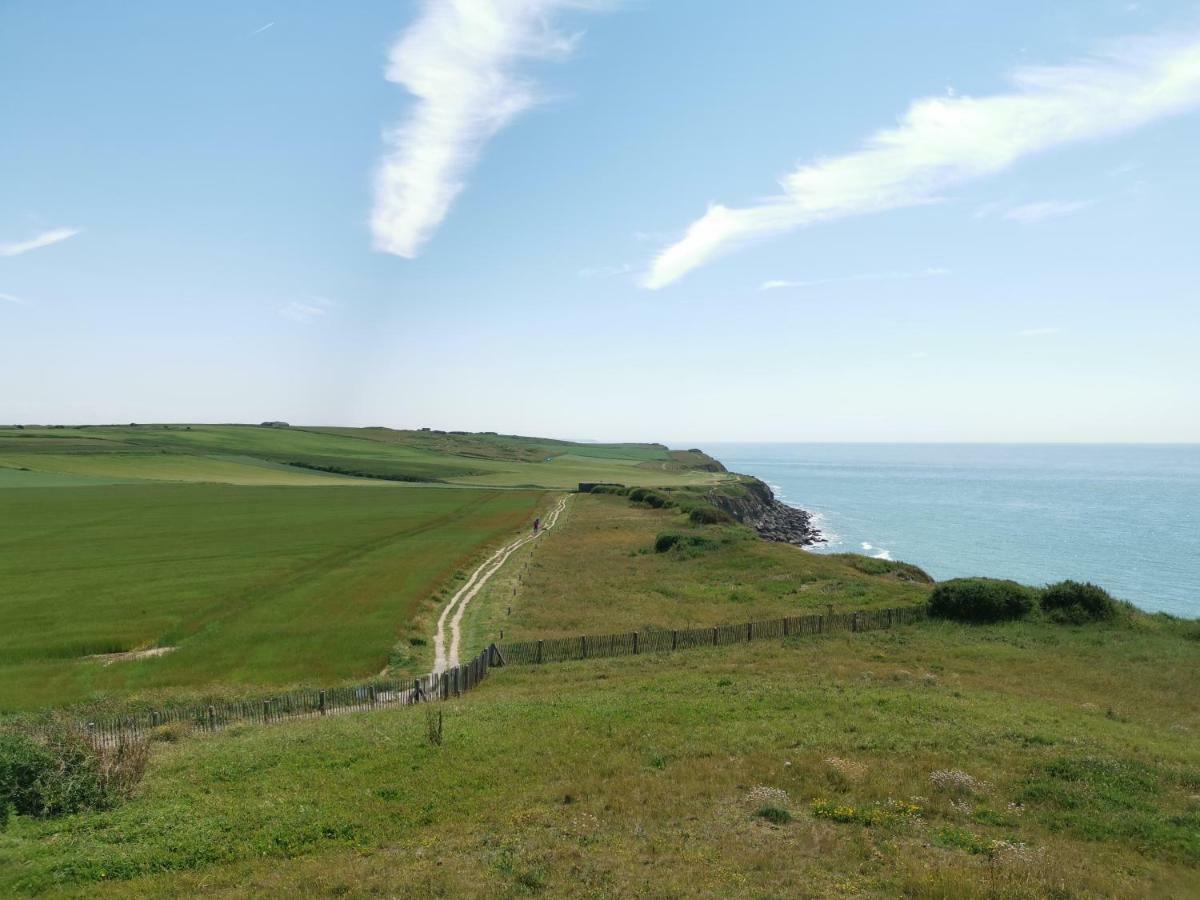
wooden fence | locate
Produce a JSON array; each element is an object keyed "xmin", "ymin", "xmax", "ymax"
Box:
[
  {"xmin": 76, "ymin": 647, "xmax": 499, "ymax": 748},
  {"xmin": 495, "ymin": 605, "xmax": 926, "ymax": 666},
  {"xmin": 73, "ymin": 604, "xmax": 925, "ymax": 746}
]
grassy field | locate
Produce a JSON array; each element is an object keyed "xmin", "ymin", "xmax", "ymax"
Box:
[
  {"xmin": 1, "ymin": 617, "xmax": 1196, "ymax": 897},
  {"xmin": 0, "ymin": 484, "xmax": 545, "ymax": 711},
  {"xmin": 460, "ymin": 492, "xmax": 932, "ymax": 653},
  {"xmin": 0, "ymin": 425, "xmax": 733, "ymax": 490}
]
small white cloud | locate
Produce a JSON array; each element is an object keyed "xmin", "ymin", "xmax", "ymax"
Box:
[
  {"xmin": 578, "ymin": 263, "xmax": 632, "ymax": 278},
  {"xmin": 760, "ymin": 266, "xmax": 948, "ymax": 291},
  {"xmin": 0, "ymin": 292, "xmax": 29, "ymax": 305},
  {"xmin": 1018, "ymin": 327, "xmax": 1061, "ymax": 336},
  {"xmin": 279, "ymin": 296, "xmax": 335, "ymax": 323},
  {"xmin": 0, "ymin": 227, "xmax": 81, "ymax": 258},
  {"xmin": 1002, "ymin": 200, "xmax": 1092, "ymax": 223},
  {"xmin": 251, "ymin": 22, "xmax": 275, "ymax": 35},
  {"xmin": 644, "ymin": 30, "xmax": 1200, "ymax": 288}
]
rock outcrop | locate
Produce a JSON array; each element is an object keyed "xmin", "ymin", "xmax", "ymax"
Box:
[{"xmin": 707, "ymin": 479, "xmax": 824, "ymax": 547}]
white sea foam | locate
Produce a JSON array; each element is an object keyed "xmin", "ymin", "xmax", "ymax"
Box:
[
  {"xmin": 872, "ymin": 549, "xmax": 894, "ymax": 561},
  {"xmin": 861, "ymin": 542, "xmax": 873, "ymax": 551}
]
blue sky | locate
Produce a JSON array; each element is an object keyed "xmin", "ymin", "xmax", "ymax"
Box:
[{"xmin": 2, "ymin": 0, "xmax": 1199, "ymax": 441}]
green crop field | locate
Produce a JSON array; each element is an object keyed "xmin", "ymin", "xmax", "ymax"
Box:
[
  {"xmin": 0, "ymin": 425, "xmax": 733, "ymax": 490},
  {"xmin": 0, "ymin": 483, "xmax": 545, "ymax": 711},
  {"xmin": 0, "ymin": 425, "xmax": 732, "ymax": 710}
]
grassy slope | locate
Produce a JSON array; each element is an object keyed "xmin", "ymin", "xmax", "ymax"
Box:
[
  {"xmin": 0, "ymin": 426, "xmax": 732, "ymax": 490},
  {"xmin": 0, "ymin": 484, "xmax": 545, "ymax": 711},
  {"xmin": 1, "ymin": 620, "xmax": 1196, "ymax": 897},
  {"xmin": 461, "ymin": 493, "xmax": 931, "ymax": 653}
]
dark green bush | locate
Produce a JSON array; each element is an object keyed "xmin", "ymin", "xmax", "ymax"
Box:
[
  {"xmin": 928, "ymin": 578, "xmax": 1036, "ymax": 623},
  {"xmin": 654, "ymin": 533, "xmax": 681, "ymax": 553},
  {"xmin": 1040, "ymin": 580, "xmax": 1118, "ymax": 623},
  {"xmin": 654, "ymin": 533, "xmax": 718, "ymax": 555},
  {"xmin": 0, "ymin": 724, "xmax": 148, "ymax": 823},
  {"xmin": 688, "ymin": 505, "xmax": 730, "ymax": 525},
  {"xmin": 628, "ymin": 488, "xmax": 648, "ymax": 502}
]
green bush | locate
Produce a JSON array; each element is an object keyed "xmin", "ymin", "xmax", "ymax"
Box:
[
  {"xmin": 928, "ymin": 578, "xmax": 1035, "ymax": 623},
  {"xmin": 0, "ymin": 724, "xmax": 148, "ymax": 823},
  {"xmin": 654, "ymin": 533, "xmax": 682, "ymax": 553},
  {"xmin": 628, "ymin": 488, "xmax": 672, "ymax": 509},
  {"xmin": 1041, "ymin": 580, "xmax": 1118, "ymax": 623},
  {"xmin": 688, "ymin": 505, "xmax": 730, "ymax": 525}
]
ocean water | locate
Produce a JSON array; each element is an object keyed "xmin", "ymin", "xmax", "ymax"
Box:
[{"xmin": 707, "ymin": 444, "xmax": 1200, "ymax": 619}]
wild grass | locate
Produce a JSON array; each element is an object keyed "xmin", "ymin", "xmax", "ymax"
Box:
[
  {"xmin": 461, "ymin": 493, "xmax": 931, "ymax": 650},
  {"xmin": 0, "ymin": 619, "xmax": 1195, "ymax": 896}
]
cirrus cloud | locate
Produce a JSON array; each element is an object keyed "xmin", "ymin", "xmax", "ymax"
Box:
[
  {"xmin": 371, "ymin": 0, "xmax": 599, "ymax": 258},
  {"xmin": 643, "ymin": 32, "xmax": 1200, "ymax": 289},
  {"xmin": 0, "ymin": 227, "xmax": 81, "ymax": 258}
]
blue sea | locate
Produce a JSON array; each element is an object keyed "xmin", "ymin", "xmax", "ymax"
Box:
[{"xmin": 707, "ymin": 444, "xmax": 1199, "ymax": 619}]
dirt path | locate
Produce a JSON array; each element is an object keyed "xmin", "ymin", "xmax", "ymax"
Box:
[{"xmin": 432, "ymin": 494, "xmax": 569, "ymax": 673}]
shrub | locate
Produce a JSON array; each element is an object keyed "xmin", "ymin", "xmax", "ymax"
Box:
[
  {"xmin": 928, "ymin": 578, "xmax": 1035, "ymax": 623},
  {"xmin": 688, "ymin": 505, "xmax": 729, "ymax": 525},
  {"xmin": 654, "ymin": 533, "xmax": 681, "ymax": 553},
  {"xmin": 0, "ymin": 724, "xmax": 148, "ymax": 822},
  {"xmin": 756, "ymin": 805, "xmax": 792, "ymax": 825},
  {"xmin": 655, "ymin": 533, "xmax": 718, "ymax": 555},
  {"xmin": 1040, "ymin": 580, "xmax": 1117, "ymax": 623}
]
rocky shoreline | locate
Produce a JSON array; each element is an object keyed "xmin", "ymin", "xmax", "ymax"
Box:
[{"xmin": 707, "ymin": 478, "xmax": 825, "ymax": 547}]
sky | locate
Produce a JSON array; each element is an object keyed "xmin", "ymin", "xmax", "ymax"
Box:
[{"xmin": 2, "ymin": 0, "xmax": 1199, "ymax": 443}]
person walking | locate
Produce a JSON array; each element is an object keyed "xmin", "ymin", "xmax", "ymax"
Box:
[{"xmin": 533, "ymin": 516, "xmax": 540, "ymax": 534}]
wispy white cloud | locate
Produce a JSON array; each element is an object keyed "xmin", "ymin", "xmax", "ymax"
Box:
[
  {"xmin": 251, "ymin": 22, "xmax": 275, "ymax": 36},
  {"xmin": 371, "ymin": 0, "xmax": 598, "ymax": 258},
  {"xmin": 644, "ymin": 31, "xmax": 1200, "ymax": 289},
  {"xmin": 1000, "ymin": 200, "xmax": 1092, "ymax": 223},
  {"xmin": 279, "ymin": 296, "xmax": 335, "ymax": 323},
  {"xmin": 1018, "ymin": 327, "xmax": 1062, "ymax": 336},
  {"xmin": 0, "ymin": 292, "xmax": 29, "ymax": 305},
  {"xmin": 578, "ymin": 262, "xmax": 632, "ymax": 278},
  {"xmin": 0, "ymin": 227, "xmax": 81, "ymax": 258},
  {"xmin": 1108, "ymin": 160, "xmax": 1144, "ymax": 176},
  {"xmin": 760, "ymin": 266, "xmax": 948, "ymax": 291}
]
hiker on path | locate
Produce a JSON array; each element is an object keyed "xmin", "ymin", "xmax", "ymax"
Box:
[{"xmin": 533, "ymin": 517, "xmax": 540, "ymax": 534}]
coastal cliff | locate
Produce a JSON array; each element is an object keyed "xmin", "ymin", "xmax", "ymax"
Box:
[{"xmin": 707, "ymin": 478, "xmax": 824, "ymax": 547}]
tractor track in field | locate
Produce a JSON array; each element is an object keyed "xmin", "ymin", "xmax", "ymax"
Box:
[{"xmin": 432, "ymin": 494, "xmax": 569, "ymax": 673}]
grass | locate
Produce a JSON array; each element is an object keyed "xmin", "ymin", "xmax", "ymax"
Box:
[
  {"xmin": 0, "ymin": 426, "xmax": 734, "ymax": 490},
  {"xmin": 460, "ymin": 492, "xmax": 931, "ymax": 651},
  {"xmin": 0, "ymin": 618, "xmax": 1195, "ymax": 897},
  {"xmin": 0, "ymin": 484, "xmax": 545, "ymax": 711}
]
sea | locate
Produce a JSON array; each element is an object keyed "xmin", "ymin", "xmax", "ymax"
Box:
[{"xmin": 706, "ymin": 443, "xmax": 1199, "ymax": 619}]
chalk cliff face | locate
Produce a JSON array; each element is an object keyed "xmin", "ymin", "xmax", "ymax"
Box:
[{"xmin": 707, "ymin": 478, "xmax": 824, "ymax": 547}]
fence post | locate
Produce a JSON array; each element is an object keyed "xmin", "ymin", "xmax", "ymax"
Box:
[
  {"xmin": 712, "ymin": 626, "xmax": 718, "ymax": 646},
  {"xmin": 207, "ymin": 705, "xmax": 215, "ymax": 731},
  {"xmin": 537, "ymin": 639, "xmax": 544, "ymax": 664},
  {"xmin": 319, "ymin": 689, "xmax": 326, "ymax": 715},
  {"xmin": 671, "ymin": 630, "xmax": 678, "ymax": 651},
  {"xmin": 151, "ymin": 710, "xmax": 160, "ymax": 727},
  {"xmin": 633, "ymin": 631, "xmax": 639, "ymax": 655},
  {"xmin": 580, "ymin": 636, "xmax": 587, "ymax": 659},
  {"xmin": 263, "ymin": 699, "xmax": 270, "ymax": 723},
  {"xmin": 783, "ymin": 616, "xmax": 790, "ymax": 637},
  {"xmin": 818, "ymin": 615, "xmax": 824, "ymax": 634},
  {"xmin": 852, "ymin": 612, "xmax": 859, "ymax": 633},
  {"xmin": 746, "ymin": 622, "xmax": 752, "ymax": 642}
]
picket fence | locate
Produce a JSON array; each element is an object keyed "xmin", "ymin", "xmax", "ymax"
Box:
[{"xmin": 77, "ymin": 604, "xmax": 925, "ymax": 746}]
